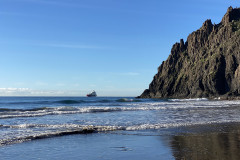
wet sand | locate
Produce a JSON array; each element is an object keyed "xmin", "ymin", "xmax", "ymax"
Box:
[
  {"xmin": 0, "ymin": 130, "xmax": 174, "ymax": 160},
  {"xmin": 1, "ymin": 123, "xmax": 240, "ymax": 160},
  {"xmin": 170, "ymin": 123, "xmax": 240, "ymax": 160}
]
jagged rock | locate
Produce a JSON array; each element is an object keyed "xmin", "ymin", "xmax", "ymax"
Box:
[{"xmin": 140, "ymin": 7, "xmax": 240, "ymax": 99}]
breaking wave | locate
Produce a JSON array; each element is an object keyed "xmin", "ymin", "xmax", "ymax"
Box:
[
  {"xmin": 1, "ymin": 120, "xmax": 239, "ymax": 146},
  {"xmin": 0, "ymin": 106, "xmax": 165, "ymax": 119},
  {"xmin": 2, "ymin": 97, "xmax": 240, "ymax": 146},
  {"xmin": 168, "ymin": 98, "xmax": 209, "ymax": 102},
  {"xmin": 1, "ymin": 100, "xmax": 240, "ymax": 119},
  {"xmin": 116, "ymin": 98, "xmax": 142, "ymax": 102},
  {"xmin": 0, "ymin": 98, "xmax": 143, "ymax": 106}
]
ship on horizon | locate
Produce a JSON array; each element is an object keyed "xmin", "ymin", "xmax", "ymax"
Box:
[{"xmin": 86, "ymin": 90, "xmax": 97, "ymax": 97}]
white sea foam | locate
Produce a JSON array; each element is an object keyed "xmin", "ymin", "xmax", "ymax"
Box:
[
  {"xmin": 2, "ymin": 98, "xmax": 240, "ymax": 146},
  {"xmin": 1, "ymin": 100, "xmax": 240, "ymax": 119},
  {"xmin": 168, "ymin": 98, "xmax": 209, "ymax": 102},
  {"xmin": 1, "ymin": 119, "xmax": 240, "ymax": 146}
]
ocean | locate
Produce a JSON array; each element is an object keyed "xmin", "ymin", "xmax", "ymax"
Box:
[{"xmin": 1, "ymin": 97, "xmax": 240, "ymax": 159}]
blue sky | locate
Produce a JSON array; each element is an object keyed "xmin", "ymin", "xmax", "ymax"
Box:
[{"xmin": 0, "ymin": 0, "xmax": 239, "ymax": 96}]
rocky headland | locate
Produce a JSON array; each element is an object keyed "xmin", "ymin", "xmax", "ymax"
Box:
[{"xmin": 140, "ymin": 7, "xmax": 240, "ymax": 99}]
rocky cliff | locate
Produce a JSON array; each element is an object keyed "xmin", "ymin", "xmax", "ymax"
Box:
[{"xmin": 140, "ymin": 7, "xmax": 240, "ymax": 99}]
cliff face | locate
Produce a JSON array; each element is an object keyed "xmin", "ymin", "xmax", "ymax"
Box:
[{"xmin": 140, "ymin": 7, "xmax": 240, "ymax": 99}]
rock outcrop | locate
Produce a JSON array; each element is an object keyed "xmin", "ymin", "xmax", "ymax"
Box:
[{"xmin": 140, "ymin": 7, "xmax": 240, "ymax": 99}]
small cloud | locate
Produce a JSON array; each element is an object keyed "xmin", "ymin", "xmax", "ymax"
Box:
[
  {"xmin": 0, "ymin": 88, "xmax": 32, "ymax": 96},
  {"xmin": 0, "ymin": 88, "xmax": 83, "ymax": 96},
  {"xmin": 0, "ymin": 88, "xmax": 30, "ymax": 91}
]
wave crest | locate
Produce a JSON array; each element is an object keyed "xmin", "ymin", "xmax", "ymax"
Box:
[{"xmin": 1, "ymin": 120, "xmax": 237, "ymax": 146}]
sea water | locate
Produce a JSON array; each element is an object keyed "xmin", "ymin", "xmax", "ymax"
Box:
[{"xmin": 1, "ymin": 97, "xmax": 240, "ymax": 159}]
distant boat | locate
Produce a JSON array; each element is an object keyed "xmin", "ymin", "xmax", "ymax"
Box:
[{"xmin": 87, "ymin": 91, "xmax": 97, "ymax": 97}]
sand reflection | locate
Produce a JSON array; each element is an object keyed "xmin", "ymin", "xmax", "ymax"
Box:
[{"xmin": 170, "ymin": 125, "xmax": 240, "ymax": 160}]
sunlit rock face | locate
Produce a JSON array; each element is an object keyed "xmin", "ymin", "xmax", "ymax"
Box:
[{"xmin": 140, "ymin": 7, "xmax": 240, "ymax": 99}]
